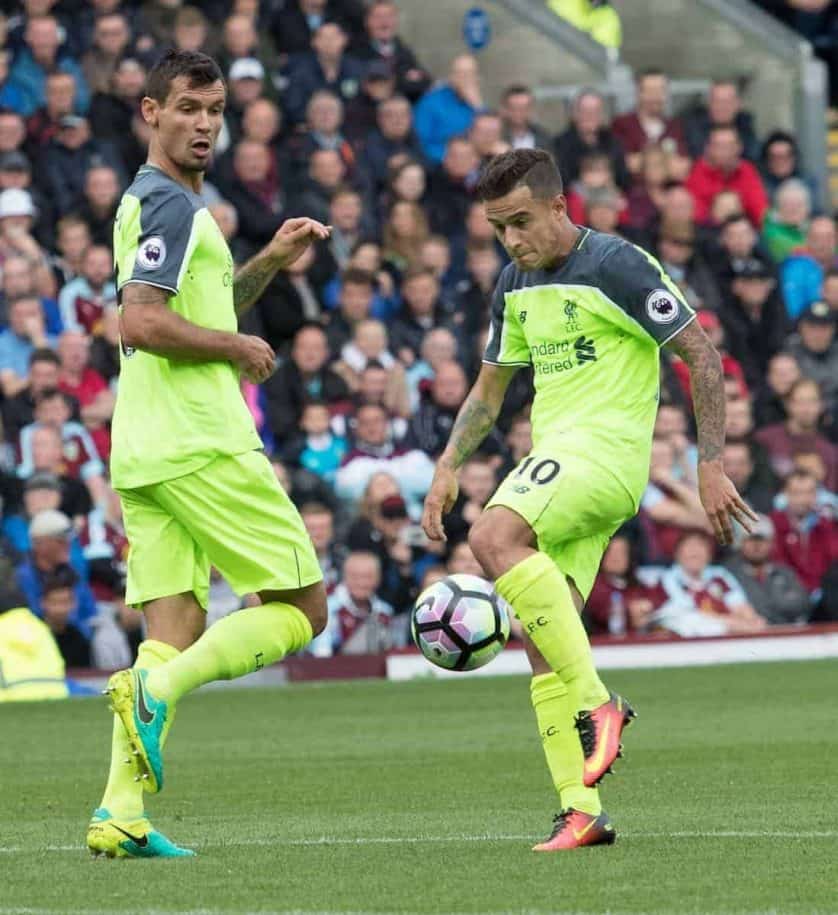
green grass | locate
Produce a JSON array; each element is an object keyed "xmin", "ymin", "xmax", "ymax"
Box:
[{"xmin": 1, "ymin": 660, "xmax": 836, "ymax": 915}]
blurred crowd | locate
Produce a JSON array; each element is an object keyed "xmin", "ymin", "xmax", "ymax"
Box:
[{"xmin": 0, "ymin": 1, "xmax": 837, "ymax": 686}]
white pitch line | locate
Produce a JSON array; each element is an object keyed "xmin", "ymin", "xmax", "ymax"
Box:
[{"xmin": 1, "ymin": 829, "xmax": 837, "ymax": 856}]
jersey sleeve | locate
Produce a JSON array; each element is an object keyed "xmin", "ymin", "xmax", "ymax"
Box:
[
  {"xmin": 118, "ymin": 186, "xmax": 197, "ymax": 295},
  {"xmin": 482, "ymin": 269, "xmax": 531, "ymax": 366},
  {"xmin": 598, "ymin": 241, "xmax": 695, "ymax": 346}
]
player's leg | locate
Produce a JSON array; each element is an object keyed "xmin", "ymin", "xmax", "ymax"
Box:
[
  {"xmin": 138, "ymin": 450, "xmax": 326, "ymax": 707},
  {"xmin": 472, "ymin": 448, "xmax": 635, "ymax": 785}
]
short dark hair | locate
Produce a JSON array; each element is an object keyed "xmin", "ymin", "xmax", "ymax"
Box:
[
  {"xmin": 637, "ymin": 67, "xmax": 666, "ymax": 84},
  {"xmin": 30, "ymin": 347, "xmax": 61, "ymax": 368},
  {"xmin": 341, "ymin": 267, "xmax": 375, "ymax": 289},
  {"xmin": 145, "ymin": 48, "xmax": 224, "ymax": 105},
  {"xmin": 34, "ymin": 387, "xmax": 68, "ymax": 407},
  {"xmin": 475, "ymin": 148, "xmax": 563, "ymax": 202},
  {"xmin": 501, "ymin": 84, "xmax": 532, "ymax": 102},
  {"xmin": 784, "ymin": 467, "xmax": 817, "ymax": 489},
  {"xmin": 42, "ymin": 564, "xmax": 79, "ymax": 596}
]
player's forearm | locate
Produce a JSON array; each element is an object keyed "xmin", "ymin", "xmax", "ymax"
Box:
[
  {"xmin": 666, "ymin": 322, "xmax": 725, "ymax": 464},
  {"xmin": 438, "ymin": 389, "xmax": 501, "ymax": 471},
  {"xmin": 233, "ymin": 248, "xmax": 283, "ymax": 317},
  {"xmin": 122, "ymin": 299, "xmax": 240, "ymax": 363}
]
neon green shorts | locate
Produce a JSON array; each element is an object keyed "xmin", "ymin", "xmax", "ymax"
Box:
[
  {"xmin": 119, "ymin": 450, "xmax": 322, "ymax": 610},
  {"xmin": 486, "ymin": 441, "xmax": 636, "ymax": 600}
]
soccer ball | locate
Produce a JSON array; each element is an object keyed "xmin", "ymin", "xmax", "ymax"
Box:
[{"xmin": 411, "ymin": 573, "xmax": 511, "ymax": 672}]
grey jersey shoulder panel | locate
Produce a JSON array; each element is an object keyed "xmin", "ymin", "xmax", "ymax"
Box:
[
  {"xmin": 122, "ymin": 166, "xmax": 204, "ymax": 293},
  {"xmin": 499, "ymin": 229, "xmax": 695, "ymax": 345}
]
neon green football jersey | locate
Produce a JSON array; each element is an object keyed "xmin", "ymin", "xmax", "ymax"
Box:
[
  {"xmin": 483, "ymin": 228, "xmax": 696, "ymax": 502},
  {"xmin": 110, "ymin": 164, "xmax": 261, "ymax": 489}
]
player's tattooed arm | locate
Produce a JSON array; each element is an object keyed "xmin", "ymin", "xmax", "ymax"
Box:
[
  {"xmin": 665, "ymin": 320, "xmax": 758, "ymax": 544},
  {"xmin": 424, "ymin": 363, "xmax": 519, "ymax": 541},
  {"xmin": 664, "ymin": 320, "xmax": 724, "ymax": 462},
  {"xmin": 233, "ymin": 253, "xmax": 278, "ymax": 317}
]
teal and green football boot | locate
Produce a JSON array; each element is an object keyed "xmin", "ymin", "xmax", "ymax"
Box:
[{"xmin": 87, "ymin": 808, "xmax": 195, "ymax": 858}]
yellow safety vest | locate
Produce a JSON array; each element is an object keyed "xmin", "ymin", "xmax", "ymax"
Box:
[{"xmin": 0, "ymin": 607, "xmax": 69, "ymax": 702}]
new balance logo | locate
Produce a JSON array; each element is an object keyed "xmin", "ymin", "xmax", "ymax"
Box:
[{"xmin": 574, "ymin": 336, "xmax": 597, "ymax": 364}]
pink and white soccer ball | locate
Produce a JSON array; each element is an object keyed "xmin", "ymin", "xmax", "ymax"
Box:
[{"xmin": 411, "ymin": 574, "xmax": 511, "ymax": 671}]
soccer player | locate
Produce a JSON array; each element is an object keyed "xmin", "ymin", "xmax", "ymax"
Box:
[
  {"xmin": 421, "ymin": 149, "xmax": 757, "ymax": 851},
  {"xmin": 87, "ymin": 50, "xmax": 332, "ymax": 858}
]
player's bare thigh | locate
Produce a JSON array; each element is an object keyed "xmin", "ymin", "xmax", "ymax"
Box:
[
  {"xmin": 468, "ymin": 504, "xmax": 538, "ymax": 580},
  {"xmin": 143, "ymin": 592, "xmax": 206, "ymax": 650},
  {"xmin": 524, "ymin": 577, "xmax": 585, "ymax": 676}
]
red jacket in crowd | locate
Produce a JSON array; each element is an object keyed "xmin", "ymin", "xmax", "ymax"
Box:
[
  {"xmin": 770, "ymin": 509, "xmax": 838, "ymax": 594},
  {"xmin": 685, "ymin": 157, "xmax": 768, "ymax": 227}
]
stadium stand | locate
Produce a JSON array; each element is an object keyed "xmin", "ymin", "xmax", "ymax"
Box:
[{"xmin": 0, "ymin": 0, "xmax": 835, "ymax": 673}]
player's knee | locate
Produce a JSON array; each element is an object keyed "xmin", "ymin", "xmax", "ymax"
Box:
[
  {"xmin": 469, "ymin": 510, "xmax": 535, "ymax": 579},
  {"xmin": 302, "ymin": 583, "xmax": 328, "ymax": 637},
  {"xmin": 468, "ymin": 516, "xmax": 505, "ymax": 577}
]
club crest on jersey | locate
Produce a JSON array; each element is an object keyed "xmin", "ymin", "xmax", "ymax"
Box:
[
  {"xmin": 137, "ymin": 236, "xmax": 166, "ymax": 270},
  {"xmin": 645, "ymin": 289, "xmax": 679, "ymax": 324}
]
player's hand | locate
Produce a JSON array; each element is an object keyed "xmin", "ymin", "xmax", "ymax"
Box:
[
  {"xmin": 233, "ymin": 334, "xmax": 276, "ymax": 383},
  {"xmin": 269, "ymin": 218, "xmax": 331, "ymax": 269},
  {"xmin": 697, "ymin": 460, "xmax": 758, "ymax": 546},
  {"xmin": 422, "ymin": 465, "xmax": 459, "ymax": 542}
]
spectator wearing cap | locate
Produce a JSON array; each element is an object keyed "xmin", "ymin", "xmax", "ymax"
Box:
[
  {"xmin": 311, "ymin": 550, "xmax": 398, "ymax": 656},
  {"xmin": 15, "ymin": 508, "xmax": 97, "ymax": 638},
  {"xmin": 262, "ymin": 324, "xmax": 351, "ymax": 443},
  {"xmin": 1, "ymin": 347, "xmax": 60, "ymax": 447},
  {"xmin": 612, "ymin": 69, "xmax": 690, "ymax": 180},
  {"xmin": 41, "ymin": 113, "xmax": 126, "ymax": 216},
  {"xmin": 89, "ymin": 57, "xmax": 148, "ymax": 177},
  {"xmin": 554, "ymin": 89, "xmax": 631, "ymax": 192},
  {"xmin": 499, "ymin": 84, "xmax": 553, "ymax": 153},
  {"xmin": 56, "ymin": 330, "xmax": 113, "ymax": 462},
  {"xmin": 342, "ymin": 59, "xmax": 397, "ymax": 144},
  {"xmin": 80, "ymin": 11, "xmax": 132, "ymax": 96},
  {"xmin": 720, "ymin": 256, "xmax": 788, "ymax": 389},
  {"xmin": 349, "ymin": 0, "xmax": 430, "ymax": 102},
  {"xmin": 415, "ymin": 54, "xmax": 484, "ymax": 165},
  {"xmin": 756, "ymin": 378, "xmax": 838, "ymax": 491},
  {"xmin": 785, "ymin": 301, "xmax": 838, "ymax": 415},
  {"xmin": 0, "ymin": 188, "xmax": 56, "ymax": 299},
  {"xmin": 361, "ymin": 94, "xmax": 425, "ymax": 191},
  {"xmin": 335, "ymin": 400, "xmax": 434, "ymax": 515},
  {"xmin": 283, "ymin": 21, "xmax": 364, "ymax": 125},
  {"xmin": 685, "ymin": 125, "xmax": 768, "ymax": 228},
  {"xmin": 780, "ymin": 215, "xmax": 838, "ymax": 321},
  {"xmin": 226, "ymin": 57, "xmax": 268, "ymax": 140},
  {"xmin": 683, "ymin": 79, "xmax": 760, "ymax": 163},
  {"xmin": 0, "ymin": 295, "xmax": 56, "ymax": 399},
  {"xmin": 770, "ymin": 469, "xmax": 838, "ymax": 596},
  {"xmin": 761, "ymin": 178, "xmax": 812, "ymax": 264},
  {"xmin": 6, "ymin": 15, "xmax": 90, "ymax": 117}
]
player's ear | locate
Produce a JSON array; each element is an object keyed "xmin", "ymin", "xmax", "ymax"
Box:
[
  {"xmin": 140, "ymin": 96, "xmax": 159, "ymax": 127},
  {"xmin": 551, "ymin": 193, "xmax": 567, "ymax": 220}
]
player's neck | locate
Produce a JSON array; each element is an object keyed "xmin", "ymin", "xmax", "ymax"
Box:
[
  {"xmin": 146, "ymin": 149, "xmax": 203, "ymax": 194},
  {"xmin": 544, "ymin": 222, "xmax": 583, "ymax": 269}
]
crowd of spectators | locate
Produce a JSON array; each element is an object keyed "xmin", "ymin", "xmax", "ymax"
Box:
[{"xmin": 0, "ymin": 1, "xmax": 836, "ymax": 677}]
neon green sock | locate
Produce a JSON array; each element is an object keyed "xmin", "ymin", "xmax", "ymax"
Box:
[
  {"xmin": 531, "ymin": 673, "xmax": 601, "ymax": 815},
  {"xmin": 145, "ymin": 602, "xmax": 313, "ymax": 705},
  {"xmin": 496, "ymin": 552, "xmax": 609, "ymax": 710},
  {"xmin": 99, "ymin": 639, "xmax": 180, "ymax": 819}
]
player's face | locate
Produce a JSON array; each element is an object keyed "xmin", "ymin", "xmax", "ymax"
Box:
[
  {"xmin": 485, "ymin": 185, "xmax": 565, "ymax": 271},
  {"xmin": 145, "ymin": 76, "xmax": 226, "ymax": 174}
]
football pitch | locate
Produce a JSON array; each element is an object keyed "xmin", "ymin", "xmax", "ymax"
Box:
[{"xmin": 2, "ymin": 660, "xmax": 836, "ymax": 915}]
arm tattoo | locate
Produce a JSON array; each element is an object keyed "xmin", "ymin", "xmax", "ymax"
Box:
[
  {"xmin": 233, "ymin": 252, "xmax": 281, "ymax": 317},
  {"xmin": 441, "ymin": 395, "xmax": 497, "ymax": 470},
  {"xmin": 664, "ymin": 321, "xmax": 725, "ymax": 462}
]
